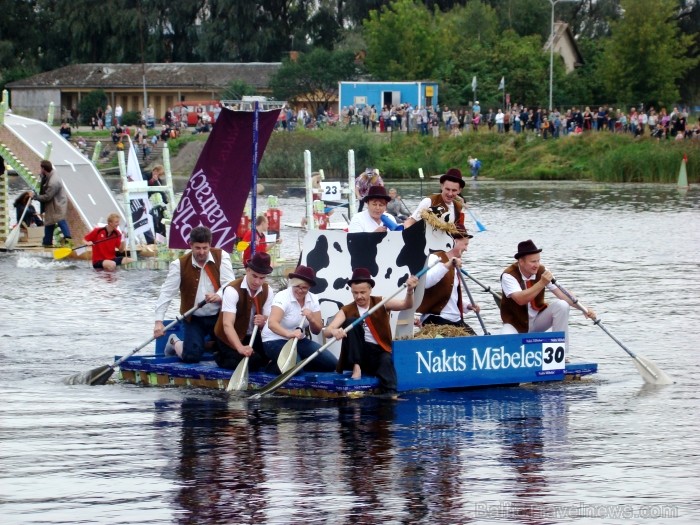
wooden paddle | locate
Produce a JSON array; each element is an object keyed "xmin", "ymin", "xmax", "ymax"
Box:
[
  {"xmin": 64, "ymin": 299, "xmax": 207, "ymax": 386},
  {"xmin": 250, "ymin": 260, "xmax": 437, "ymax": 399},
  {"xmin": 276, "ymin": 330, "xmax": 301, "ymax": 373},
  {"xmin": 551, "ymin": 279, "xmax": 673, "ymax": 385},
  {"xmin": 455, "ymin": 262, "xmax": 489, "ymax": 335},
  {"xmin": 3, "ymin": 199, "xmax": 32, "ymax": 250},
  {"xmin": 226, "ymin": 325, "xmax": 259, "ymax": 392},
  {"xmin": 460, "ymin": 268, "xmax": 502, "ymax": 307},
  {"xmin": 53, "ymin": 237, "xmax": 117, "ymax": 260}
]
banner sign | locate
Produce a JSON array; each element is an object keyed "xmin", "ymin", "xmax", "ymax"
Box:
[{"xmin": 169, "ymin": 107, "xmax": 280, "ymax": 251}]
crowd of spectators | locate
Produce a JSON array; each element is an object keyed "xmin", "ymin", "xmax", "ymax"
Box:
[{"xmin": 274, "ymin": 101, "xmax": 699, "ymax": 141}]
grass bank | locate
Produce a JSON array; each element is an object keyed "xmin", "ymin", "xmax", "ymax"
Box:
[{"xmin": 260, "ymin": 127, "xmax": 699, "ymax": 183}]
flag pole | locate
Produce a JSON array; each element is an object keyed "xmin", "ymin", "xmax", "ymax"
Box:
[{"xmin": 250, "ymin": 102, "xmax": 260, "ymax": 257}]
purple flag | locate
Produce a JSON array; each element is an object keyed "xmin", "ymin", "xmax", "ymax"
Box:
[{"xmin": 169, "ymin": 107, "xmax": 280, "ymax": 251}]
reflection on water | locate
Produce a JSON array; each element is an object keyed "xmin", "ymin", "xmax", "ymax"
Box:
[{"xmin": 1, "ymin": 181, "xmax": 699, "ymax": 524}]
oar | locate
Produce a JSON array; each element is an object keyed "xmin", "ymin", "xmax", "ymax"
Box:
[
  {"xmin": 455, "ymin": 262, "xmax": 489, "ymax": 335},
  {"xmin": 53, "ymin": 236, "xmax": 118, "ymax": 260},
  {"xmin": 551, "ymin": 279, "xmax": 673, "ymax": 385},
  {"xmin": 226, "ymin": 325, "xmax": 259, "ymax": 392},
  {"xmin": 250, "ymin": 260, "xmax": 437, "ymax": 399},
  {"xmin": 3, "ymin": 199, "xmax": 32, "ymax": 250},
  {"xmin": 323, "ymin": 202, "xmax": 349, "ymax": 214},
  {"xmin": 466, "ymin": 208, "xmax": 487, "ymax": 232},
  {"xmin": 277, "ymin": 333, "xmax": 300, "ymax": 374},
  {"xmin": 64, "ymin": 299, "xmax": 207, "ymax": 386},
  {"xmin": 460, "ymin": 268, "xmax": 502, "ymax": 307}
]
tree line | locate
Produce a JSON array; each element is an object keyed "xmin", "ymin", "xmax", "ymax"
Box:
[{"xmin": 0, "ymin": 0, "xmax": 697, "ymax": 112}]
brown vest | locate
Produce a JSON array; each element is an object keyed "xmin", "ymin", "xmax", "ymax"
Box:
[
  {"xmin": 341, "ymin": 296, "xmax": 393, "ymax": 353},
  {"xmin": 417, "ymin": 252, "xmax": 453, "ymax": 315},
  {"xmin": 178, "ymin": 248, "xmax": 222, "ymax": 314},
  {"xmin": 214, "ymin": 277, "xmax": 270, "ymax": 343},
  {"xmin": 500, "ymin": 263, "xmax": 548, "ymax": 333},
  {"xmin": 429, "ymin": 193, "xmax": 463, "ymax": 226}
]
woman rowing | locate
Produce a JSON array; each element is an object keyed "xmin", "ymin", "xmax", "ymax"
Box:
[{"xmin": 261, "ymin": 265, "xmax": 338, "ymax": 373}]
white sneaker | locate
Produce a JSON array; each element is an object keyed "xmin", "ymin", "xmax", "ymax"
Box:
[{"xmin": 164, "ymin": 335, "xmax": 180, "ymax": 356}]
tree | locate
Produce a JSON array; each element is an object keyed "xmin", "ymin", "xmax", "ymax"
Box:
[
  {"xmin": 269, "ymin": 48, "xmax": 361, "ymax": 110},
  {"xmin": 599, "ymin": 0, "xmax": 697, "ymax": 108},
  {"xmin": 362, "ymin": 0, "xmax": 446, "ymax": 80},
  {"xmin": 220, "ymin": 80, "xmax": 256, "ymax": 101},
  {"xmin": 78, "ymin": 90, "xmax": 108, "ymax": 125}
]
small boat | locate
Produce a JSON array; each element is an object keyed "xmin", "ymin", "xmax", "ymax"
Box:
[{"xmin": 116, "ymin": 329, "xmax": 597, "ymax": 398}]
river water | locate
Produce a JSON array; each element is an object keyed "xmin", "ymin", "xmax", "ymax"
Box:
[{"xmin": 1, "ymin": 180, "xmax": 699, "ymax": 524}]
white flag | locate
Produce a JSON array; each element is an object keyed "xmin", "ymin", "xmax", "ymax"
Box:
[
  {"xmin": 471, "ymin": 76, "xmax": 477, "ymax": 92},
  {"xmin": 498, "ymin": 76, "xmax": 505, "ymax": 90}
]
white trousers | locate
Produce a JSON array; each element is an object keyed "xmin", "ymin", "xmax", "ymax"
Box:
[{"xmin": 501, "ymin": 299, "xmax": 570, "ymax": 349}]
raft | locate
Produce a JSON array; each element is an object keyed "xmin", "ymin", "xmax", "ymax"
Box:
[{"xmin": 116, "ymin": 329, "xmax": 597, "ymax": 398}]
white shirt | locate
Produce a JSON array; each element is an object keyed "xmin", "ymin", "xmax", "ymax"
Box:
[
  {"xmin": 348, "ymin": 210, "xmax": 394, "ymax": 233},
  {"xmin": 154, "ymin": 250, "xmax": 235, "ymax": 320},
  {"xmin": 357, "ymin": 304, "xmax": 379, "ymax": 345},
  {"xmin": 410, "ymin": 196, "xmax": 457, "ymax": 224},
  {"xmin": 221, "ymin": 279, "xmax": 274, "ymax": 335},
  {"xmin": 261, "ymin": 287, "xmax": 321, "ymax": 342},
  {"xmin": 422, "ymin": 253, "xmax": 462, "ymax": 323},
  {"xmin": 501, "ymin": 269, "xmax": 557, "ymax": 325}
]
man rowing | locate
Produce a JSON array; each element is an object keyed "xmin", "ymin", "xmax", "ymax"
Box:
[
  {"xmin": 213, "ymin": 252, "xmax": 274, "ymax": 371},
  {"xmin": 417, "ymin": 224, "xmax": 479, "ymax": 333},
  {"xmin": 324, "ymin": 268, "xmax": 418, "ymax": 394},
  {"xmin": 500, "ymin": 239, "xmax": 596, "ymax": 350},
  {"xmin": 154, "ymin": 226, "xmax": 235, "ymax": 362}
]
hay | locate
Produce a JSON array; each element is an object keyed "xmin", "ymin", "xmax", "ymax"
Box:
[
  {"xmin": 415, "ymin": 323, "xmax": 473, "ymax": 339},
  {"xmin": 420, "ymin": 209, "xmax": 458, "ymax": 234}
]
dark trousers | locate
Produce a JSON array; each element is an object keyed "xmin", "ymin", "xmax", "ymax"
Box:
[
  {"xmin": 215, "ymin": 332, "xmax": 269, "ymax": 371},
  {"xmin": 422, "ymin": 314, "xmax": 476, "ymax": 335},
  {"xmin": 182, "ymin": 314, "xmax": 218, "ymax": 363},
  {"xmin": 343, "ymin": 319, "xmax": 397, "ymax": 392}
]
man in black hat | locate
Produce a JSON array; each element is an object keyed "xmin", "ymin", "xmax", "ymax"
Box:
[
  {"xmin": 324, "ymin": 268, "xmax": 419, "ymax": 393},
  {"xmin": 404, "ymin": 167, "xmax": 465, "ymax": 229},
  {"xmin": 417, "ymin": 224, "xmax": 480, "ymax": 333},
  {"xmin": 348, "ymin": 185, "xmax": 395, "ymax": 233},
  {"xmin": 500, "ymin": 239, "xmax": 596, "ymax": 349},
  {"xmin": 213, "ymin": 252, "xmax": 274, "ymax": 370},
  {"xmin": 155, "ymin": 226, "xmax": 235, "ymax": 363}
]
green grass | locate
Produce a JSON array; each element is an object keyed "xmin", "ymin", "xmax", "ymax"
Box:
[{"xmin": 260, "ymin": 127, "xmax": 699, "ymax": 183}]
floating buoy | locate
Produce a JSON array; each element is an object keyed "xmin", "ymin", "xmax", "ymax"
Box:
[{"xmin": 678, "ymin": 154, "xmax": 689, "ymax": 190}]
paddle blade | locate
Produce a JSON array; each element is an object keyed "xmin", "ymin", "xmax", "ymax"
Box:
[
  {"xmin": 277, "ymin": 338, "xmax": 298, "ymax": 374},
  {"xmin": 2, "ymin": 226, "xmax": 22, "ymax": 250},
  {"xmin": 64, "ymin": 365, "xmax": 114, "ymax": 386},
  {"xmin": 633, "ymin": 355, "xmax": 673, "ymax": 385},
  {"xmin": 227, "ymin": 357, "xmax": 249, "ymax": 391},
  {"xmin": 53, "ymin": 247, "xmax": 74, "ymax": 260},
  {"xmin": 236, "ymin": 241, "xmax": 250, "ymax": 252}
]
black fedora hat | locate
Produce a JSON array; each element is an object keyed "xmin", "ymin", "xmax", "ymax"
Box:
[
  {"xmin": 347, "ymin": 267, "xmax": 375, "ymax": 288},
  {"xmin": 451, "ymin": 224, "xmax": 473, "ymax": 240},
  {"xmin": 514, "ymin": 239, "xmax": 542, "ymax": 259},
  {"xmin": 362, "ymin": 185, "xmax": 392, "ymax": 203},
  {"xmin": 245, "ymin": 252, "xmax": 273, "ymax": 275},
  {"xmin": 439, "ymin": 167, "xmax": 465, "ymax": 188},
  {"xmin": 288, "ymin": 265, "xmax": 317, "ymax": 287}
]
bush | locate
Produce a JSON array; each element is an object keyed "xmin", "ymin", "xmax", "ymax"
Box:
[{"xmin": 78, "ymin": 89, "xmax": 108, "ymax": 125}]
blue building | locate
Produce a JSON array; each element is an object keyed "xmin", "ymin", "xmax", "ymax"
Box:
[{"xmin": 338, "ymin": 81, "xmax": 439, "ymax": 110}]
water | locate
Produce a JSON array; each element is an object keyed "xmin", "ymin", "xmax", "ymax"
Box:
[{"xmin": 2, "ymin": 180, "xmax": 699, "ymax": 524}]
